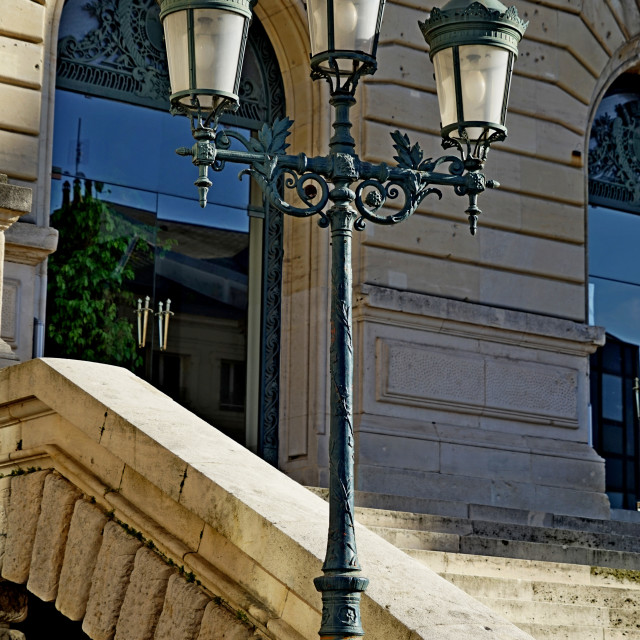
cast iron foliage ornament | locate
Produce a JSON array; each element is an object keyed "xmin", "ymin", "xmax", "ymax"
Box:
[
  {"xmin": 589, "ymin": 100, "xmax": 640, "ymax": 212},
  {"xmin": 165, "ymin": 0, "xmax": 526, "ymax": 637}
]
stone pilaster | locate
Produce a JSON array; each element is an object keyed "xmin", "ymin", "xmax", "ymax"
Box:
[{"xmin": 0, "ymin": 176, "xmax": 31, "ymax": 367}]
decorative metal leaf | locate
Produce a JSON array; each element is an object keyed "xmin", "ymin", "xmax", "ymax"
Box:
[
  {"xmin": 391, "ymin": 130, "xmax": 424, "ymax": 170},
  {"xmin": 256, "ymin": 117, "xmax": 293, "ymax": 155}
]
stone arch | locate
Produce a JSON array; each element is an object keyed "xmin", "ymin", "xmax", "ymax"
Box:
[{"xmin": 0, "ymin": 470, "xmax": 258, "ymax": 639}]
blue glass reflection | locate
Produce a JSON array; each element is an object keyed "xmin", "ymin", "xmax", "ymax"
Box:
[
  {"xmin": 590, "ymin": 206, "xmax": 640, "ymax": 287},
  {"xmin": 590, "ymin": 276, "xmax": 640, "ymax": 346},
  {"xmin": 51, "ymin": 89, "xmax": 250, "ymax": 232},
  {"xmin": 589, "ymin": 205, "xmax": 640, "ymax": 345}
]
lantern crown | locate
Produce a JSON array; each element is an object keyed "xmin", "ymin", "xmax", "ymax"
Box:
[{"xmin": 420, "ymin": 1, "xmax": 528, "ymax": 59}]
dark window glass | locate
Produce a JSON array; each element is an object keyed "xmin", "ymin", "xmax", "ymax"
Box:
[{"xmin": 220, "ymin": 360, "xmax": 246, "ymax": 411}]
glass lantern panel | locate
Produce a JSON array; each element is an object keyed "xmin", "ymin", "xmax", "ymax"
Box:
[
  {"xmin": 432, "ymin": 48, "xmax": 457, "ymax": 132},
  {"xmin": 308, "ymin": 0, "xmax": 329, "ymax": 56},
  {"xmin": 163, "ymin": 10, "xmax": 189, "ymax": 96},
  {"xmin": 334, "ymin": 0, "xmax": 379, "ymax": 53},
  {"xmin": 308, "ymin": 0, "xmax": 379, "ymax": 54},
  {"xmin": 459, "ymin": 44, "xmax": 509, "ymax": 140},
  {"xmin": 194, "ymin": 8, "xmax": 246, "ymax": 106}
]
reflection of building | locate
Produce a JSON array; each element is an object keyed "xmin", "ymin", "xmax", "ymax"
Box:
[
  {"xmin": 588, "ymin": 75, "xmax": 640, "ymax": 510},
  {"xmin": 3, "ymin": 0, "xmax": 640, "ymax": 637},
  {"xmin": 47, "ymin": 0, "xmax": 285, "ymax": 458}
]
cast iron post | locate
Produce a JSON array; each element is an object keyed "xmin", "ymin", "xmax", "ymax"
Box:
[{"xmin": 312, "ymin": 93, "xmax": 369, "ymax": 638}]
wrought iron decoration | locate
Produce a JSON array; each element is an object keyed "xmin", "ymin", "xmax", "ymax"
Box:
[
  {"xmin": 589, "ymin": 100, "xmax": 640, "ymax": 213},
  {"xmin": 173, "ymin": 86, "xmax": 498, "ymax": 639},
  {"xmin": 162, "ymin": 0, "xmax": 527, "ymax": 637}
]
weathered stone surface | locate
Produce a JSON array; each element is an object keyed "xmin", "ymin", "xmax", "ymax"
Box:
[
  {"xmin": 153, "ymin": 574, "xmax": 210, "ymax": 640},
  {"xmin": 82, "ymin": 521, "xmax": 142, "ymax": 640},
  {"xmin": 1, "ymin": 470, "xmax": 50, "ymax": 584},
  {"xmin": 0, "ymin": 580, "xmax": 26, "ymax": 624},
  {"xmin": 197, "ymin": 601, "xmax": 256, "ymax": 640},
  {"xmin": 27, "ymin": 473, "xmax": 81, "ymax": 602},
  {"xmin": 0, "ymin": 179, "xmax": 31, "ymax": 217},
  {"xmin": 0, "ymin": 477, "xmax": 11, "ymax": 573},
  {"xmin": 113, "ymin": 547, "xmax": 173, "ymax": 640},
  {"xmin": 56, "ymin": 499, "xmax": 108, "ymax": 621}
]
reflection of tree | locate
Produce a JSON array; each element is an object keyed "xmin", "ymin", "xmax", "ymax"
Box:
[{"xmin": 46, "ymin": 179, "xmax": 151, "ymax": 368}]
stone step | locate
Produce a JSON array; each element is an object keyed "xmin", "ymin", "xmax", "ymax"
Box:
[
  {"xmin": 604, "ymin": 629, "xmax": 640, "ymax": 639},
  {"xmin": 342, "ymin": 487, "xmax": 640, "ymax": 537},
  {"xmin": 531, "ymin": 581, "xmax": 640, "ymax": 609},
  {"xmin": 517, "ymin": 623, "xmax": 611, "ymax": 640},
  {"xmin": 442, "ymin": 573, "xmax": 640, "ymax": 609},
  {"xmin": 356, "ymin": 506, "xmax": 640, "ymax": 554},
  {"xmin": 407, "ymin": 549, "xmax": 640, "ymax": 589},
  {"xmin": 474, "ymin": 597, "xmax": 609, "ymax": 628},
  {"xmin": 609, "ymin": 606, "xmax": 640, "ymax": 630},
  {"xmin": 369, "ymin": 524, "xmax": 640, "ymax": 570}
]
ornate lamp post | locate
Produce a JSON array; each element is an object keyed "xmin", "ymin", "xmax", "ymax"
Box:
[{"xmin": 156, "ymin": 0, "xmax": 526, "ymax": 637}]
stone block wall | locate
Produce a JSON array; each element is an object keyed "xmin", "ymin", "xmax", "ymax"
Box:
[
  {"xmin": 0, "ymin": 0, "xmax": 57, "ymax": 363},
  {"xmin": 280, "ymin": 1, "xmax": 640, "ymax": 518}
]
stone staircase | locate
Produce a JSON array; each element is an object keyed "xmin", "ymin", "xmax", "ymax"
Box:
[{"xmin": 310, "ymin": 489, "xmax": 640, "ymax": 639}]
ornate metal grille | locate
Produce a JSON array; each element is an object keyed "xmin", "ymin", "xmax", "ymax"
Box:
[{"xmin": 589, "ymin": 99, "xmax": 640, "ymax": 214}]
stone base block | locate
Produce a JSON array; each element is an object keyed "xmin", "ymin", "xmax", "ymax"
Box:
[{"xmin": 355, "ymin": 417, "xmax": 610, "ymax": 520}]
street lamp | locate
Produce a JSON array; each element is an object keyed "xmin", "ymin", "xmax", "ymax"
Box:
[{"xmin": 156, "ymin": 0, "xmax": 526, "ymax": 637}]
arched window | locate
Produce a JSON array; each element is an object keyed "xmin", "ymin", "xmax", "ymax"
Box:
[
  {"xmin": 588, "ymin": 72, "xmax": 640, "ymax": 510},
  {"xmin": 49, "ymin": 0, "xmax": 284, "ymax": 463}
]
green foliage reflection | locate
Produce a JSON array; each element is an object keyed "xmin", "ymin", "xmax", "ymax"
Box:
[{"xmin": 47, "ymin": 180, "xmax": 150, "ymax": 368}]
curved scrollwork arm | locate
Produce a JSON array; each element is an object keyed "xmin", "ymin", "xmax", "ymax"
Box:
[
  {"xmin": 353, "ymin": 175, "xmax": 442, "ymax": 230},
  {"xmin": 246, "ymin": 166, "xmax": 331, "ymax": 223}
]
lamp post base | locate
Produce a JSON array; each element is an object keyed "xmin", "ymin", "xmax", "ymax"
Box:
[{"xmin": 314, "ymin": 575, "xmax": 369, "ymax": 639}]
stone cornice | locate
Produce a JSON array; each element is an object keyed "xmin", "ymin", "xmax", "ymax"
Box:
[
  {"xmin": 5, "ymin": 223, "xmax": 58, "ymax": 265},
  {"xmin": 356, "ymin": 284, "xmax": 604, "ymax": 357}
]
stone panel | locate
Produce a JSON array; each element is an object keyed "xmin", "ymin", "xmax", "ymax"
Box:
[
  {"xmin": 153, "ymin": 574, "xmax": 210, "ymax": 640},
  {"xmin": 381, "ymin": 339, "xmax": 485, "ymax": 407},
  {"xmin": 56, "ymin": 499, "xmax": 109, "ymax": 621},
  {"xmin": 0, "ymin": 38, "xmax": 42, "ymax": 89},
  {"xmin": 379, "ymin": 338, "xmax": 580, "ymax": 427},
  {"xmin": 0, "ymin": 130, "xmax": 39, "ymax": 181},
  {"xmin": 0, "ymin": 0, "xmax": 44, "ymax": 44},
  {"xmin": 82, "ymin": 521, "xmax": 142, "ymax": 640},
  {"xmin": 581, "ymin": 1, "xmax": 627, "ymax": 55},
  {"xmin": 357, "ymin": 431, "xmax": 440, "ymax": 472},
  {"xmin": 484, "ymin": 360, "xmax": 578, "ymax": 422},
  {"xmin": 27, "ymin": 473, "xmax": 82, "ymax": 601},
  {"xmin": 114, "ymin": 547, "xmax": 174, "ymax": 640},
  {"xmin": 1, "ymin": 470, "xmax": 50, "ymax": 584},
  {"xmin": 0, "ymin": 85, "xmax": 41, "ymax": 136}
]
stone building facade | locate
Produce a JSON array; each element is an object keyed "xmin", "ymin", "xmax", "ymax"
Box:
[{"xmin": 1, "ymin": 0, "xmax": 639, "ymax": 528}]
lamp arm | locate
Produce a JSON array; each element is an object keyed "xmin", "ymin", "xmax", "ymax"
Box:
[{"xmin": 176, "ymin": 119, "xmax": 497, "ymax": 233}]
